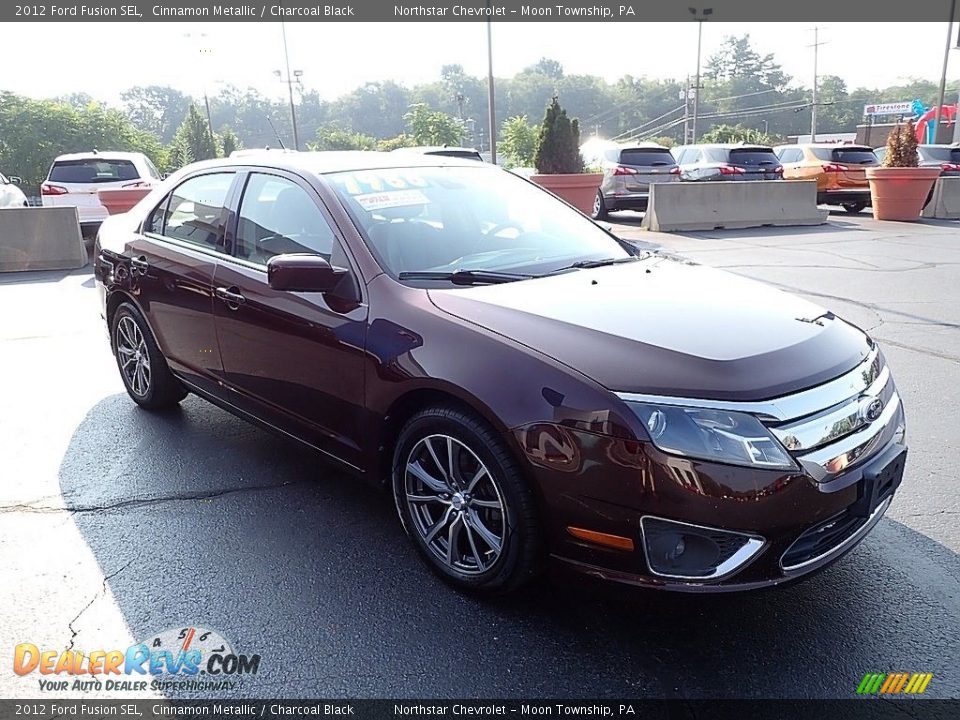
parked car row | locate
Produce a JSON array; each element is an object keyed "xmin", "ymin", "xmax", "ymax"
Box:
[{"xmin": 590, "ymin": 140, "xmax": 960, "ymax": 219}]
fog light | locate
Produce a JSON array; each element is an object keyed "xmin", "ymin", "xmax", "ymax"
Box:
[{"xmin": 641, "ymin": 516, "xmax": 765, "ymax": 581}]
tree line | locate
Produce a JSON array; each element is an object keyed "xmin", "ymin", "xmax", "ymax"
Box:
[{"xmin": 1, "ymin": 35, "xmax": 956, "ymax": 189}]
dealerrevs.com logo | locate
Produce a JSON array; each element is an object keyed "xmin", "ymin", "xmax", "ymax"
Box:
[{"xmin": 14, "ymin": 626, "xmax": 261, "ymax": 693}]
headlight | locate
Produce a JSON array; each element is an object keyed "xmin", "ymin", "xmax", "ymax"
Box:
[{"xmin": 626, "ymin": 403, "xmax": 796, "ymax": 471}]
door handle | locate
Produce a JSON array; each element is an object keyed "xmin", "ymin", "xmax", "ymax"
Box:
[
  {"xmin": 130, "ymin": 256, "xmax": 149, "ymax": 275},
  {"xmin": 215, "ymin": 286, "xmax": 246, "ymax": 309}
]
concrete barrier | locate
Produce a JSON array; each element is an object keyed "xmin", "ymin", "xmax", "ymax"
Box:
[
  {"xmin": 0, "ymin": 207, "xmax": 86, "ymax": 272},
  {"xmin": 640, "ymin": 180, "xmax": 828, "ymax": 232},
  {"xmin": 921, "ymin": 177, "xmax": 960, "ymax": 219}
]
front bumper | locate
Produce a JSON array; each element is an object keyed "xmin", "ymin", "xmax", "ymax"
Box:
[{"xmin": 516, "ymin": 347, "xmax": 906, "ymax": 592}]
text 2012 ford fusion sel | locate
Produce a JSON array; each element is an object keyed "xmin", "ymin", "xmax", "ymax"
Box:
[{"xmin": 94, "ymin": 152, "xmax": 906, "ymax": 593}]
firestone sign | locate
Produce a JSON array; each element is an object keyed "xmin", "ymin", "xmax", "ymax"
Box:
[{"xmin": 863, "ymin": 101, "xmax": 914, "ymax": 117}]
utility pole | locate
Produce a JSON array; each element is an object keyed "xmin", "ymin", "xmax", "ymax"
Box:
[
  {"xmin": 935, "ymin": 0, "xmax": 957, "ymax": 143},
  {"xmin": 277, "ymin": 20, "xmax": 301, "ymax": 151},
  {"xmin": 809, "ymin": 27, "xmax": 828, "ymax": 143},
  {"xmin": 682, "ymin": 76, "xmax": 691, "ymax": 144},
  {"xmin": 486, "ymin": 12, "xmax": 497, "ymax": 164},
  {"xmin": 688, "ymin": 8, "xmax": 712, "ymax": 143}
]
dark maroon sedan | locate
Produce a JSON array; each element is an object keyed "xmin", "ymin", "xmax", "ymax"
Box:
[{"xmin": 95, "ymin": 152, "xmax": 906, "ymax": 593}]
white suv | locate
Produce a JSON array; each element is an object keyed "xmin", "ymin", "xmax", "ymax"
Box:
[{"xmin": 41, "ymin": 151, "xmax": 161, "ymax": 234}]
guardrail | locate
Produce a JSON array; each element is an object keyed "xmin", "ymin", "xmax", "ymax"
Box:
[
  {"xmin": 640, "ymin": 180, "xmax": 828, "ymax": 232},
  {"xmin": 921, "ymin": 177, "xmax": 960, "ymax": 219},
  {"xmin": 0, "ymin": 206, "xmax": 86, "ymax": 272}
]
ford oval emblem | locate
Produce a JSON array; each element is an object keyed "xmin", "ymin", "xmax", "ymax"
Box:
[{"xmin": 860, "ymin": 397, "xmax": 885, "ymax": 424}]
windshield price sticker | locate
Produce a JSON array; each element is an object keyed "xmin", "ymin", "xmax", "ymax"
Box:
[{"xmin": 354, "ymin": 189, "xmax": 431, "ymax": 211}]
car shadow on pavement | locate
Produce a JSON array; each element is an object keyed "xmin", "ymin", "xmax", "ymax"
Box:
[{"xmin": 59, "ymin": 394, "xmax": 960, "ymax": 699}]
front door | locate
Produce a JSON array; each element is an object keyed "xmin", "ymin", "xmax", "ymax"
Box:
[{"xmin": 212, "ymin": 171, "xmax": 368, "ymax": 470}]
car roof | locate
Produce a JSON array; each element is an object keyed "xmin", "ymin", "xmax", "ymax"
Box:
[
  {"xmin": 52, "ymin": 151, "xmax": 148, "ymax": 162},
  {"xmin": 391, "ymin": 146, "xmax": 481, "ymax": 154},
  {"xmin": 776, "ymin": 143, "xmax": 874, "ymax": 151},
  {"xmin": 617, "ymin": 142, "xmax": 672, "ymax": 151},
  {"xmin": 179, "ymin": 150, "xmax": 487, "ymax": 176},
  {"xmin": 689, "ymin": 143, "xmax": 774, "ymax": 150}
]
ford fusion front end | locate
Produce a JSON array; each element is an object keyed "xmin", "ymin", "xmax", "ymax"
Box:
[{"xmin": 527, "ymin": 344, "xmax": 906, "ymax": 591}]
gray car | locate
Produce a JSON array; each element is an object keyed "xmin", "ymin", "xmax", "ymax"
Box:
[
  {"xmin": 591, "ymin": 143, "xmax": 679, "ymax": 219},
  {"xmin": 672, "ymin": 143, "xmax": 784, "ymax": 182},
  {"xmin": 874, "ymin": 144, "xmax": 960, "ymax": 177}
]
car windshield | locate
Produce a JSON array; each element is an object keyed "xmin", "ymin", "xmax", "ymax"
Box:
[
  {"xmin": 919, "ymin": 146, "xmax": 960, "ymax": 163},
  {"xmin": 811, "ymin": 147, "xmax": 877, "ymax": 164},
  {"xmin": 49, "ymin": 159, "xmax": 140, "ymax": 184},
  {"xmin": 726, "ymin": 148, "xmax": 780, "ymax": 166},
  {"xmin": 327, "ymin": 165, "xmax": 630, "ymax": 279}
]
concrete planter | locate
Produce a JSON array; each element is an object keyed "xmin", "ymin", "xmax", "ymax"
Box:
[
  {"xmin": 98, "ymin": 187, "xmax": 152, "ymax": 216},
  {"xmin": 530, "ymin": 173, "xmax": 603, "ymax": 215},
  {"xmin": 865, "ymin": 167, "xmax": 941, "ymax": 221}
]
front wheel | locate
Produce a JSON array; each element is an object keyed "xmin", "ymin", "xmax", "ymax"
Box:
[
  {"xmin": 392, "ymin": 406, "xmax": 543, "ymax": 593},
  {"xmin": 111, "ymin": 302, "xmax": 187, "ymax": 410}
]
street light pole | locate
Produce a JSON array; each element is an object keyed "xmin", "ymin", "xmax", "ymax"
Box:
[
  {"xmin": 486, "ymin": 14, "xmax": 497, "ymax": 164},
  {"xmin": 693, "ymin": 20, "xmax": 703, "ymax": 142},
  {"xmin": 280, "ymin": 21, "xmax": 300, "ymax": 151},
  {"xmin": 935, "ymin": 0, "xmax": 957, "ymax": 143},
  {"xmin": 808, "ymin": 26, "xmax": 828, "ymax": 143},
  {"xmin": 688, "ymin": 7, "xmax": 712, "ymax": 143}
]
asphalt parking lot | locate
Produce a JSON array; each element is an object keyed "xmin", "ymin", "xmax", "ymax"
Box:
[{"xmin": 1, "ymin": 213, "xmax": 958, "ymax": 700}]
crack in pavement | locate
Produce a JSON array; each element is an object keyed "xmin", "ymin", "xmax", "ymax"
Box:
[
  {"xmin": 66, "ymin": 559, "xmax": 134, "ymax": 652},
  {"xmin": 0, "ymin": 479, "xmax": 311, "ymax": 516}
]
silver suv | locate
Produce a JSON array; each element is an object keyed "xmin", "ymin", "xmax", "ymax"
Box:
[
  {"xmin": 672, "ymin": 143, "xmax": 784, "ymax": 182},
  {"xmin": 591, "ymin": 143, "xmax": 679, "ymax": 219}
]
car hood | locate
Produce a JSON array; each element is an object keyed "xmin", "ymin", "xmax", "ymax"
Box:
[{"xmin": 427, "ymin": 256, "xmax": 871, "ymax": 401}]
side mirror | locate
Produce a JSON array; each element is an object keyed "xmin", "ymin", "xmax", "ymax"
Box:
[
  {"xmin": 9, "ymin": 176, "xmax": 22, "ymax": 185},
  {"xmin": 267, "ymin": 254, "xmax": 348, "ymax": 293}
]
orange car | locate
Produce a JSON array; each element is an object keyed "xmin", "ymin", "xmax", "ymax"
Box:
[{"xmin": 774, "ymin": 144, "xmax": 879, "ymax": 214}]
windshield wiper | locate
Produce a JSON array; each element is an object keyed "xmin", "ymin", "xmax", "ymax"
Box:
[
  {"xmin": 397, "ymin": 269, "xmax": 532, "ymax": 285},
  {"xmin": 547, "ymin": 256, "xmax": 640, "ymax": 274}
]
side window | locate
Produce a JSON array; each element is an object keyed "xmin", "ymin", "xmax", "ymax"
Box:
[
  {"xmin": 145, "ymin": 194, "xmax": 168, "ymax": 234},
  {"xmin": 163, "ymin": 173, "xmax": 234, "ymax": 250},
  {"xmin": 235, "ymin": 173, "xmax": 335, "ymax": 264}
]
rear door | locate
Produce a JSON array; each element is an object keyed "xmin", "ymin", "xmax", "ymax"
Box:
[
  {"xmin": 615, "ymin": 148, "xmax": 679, "ymax": 192},
  {"xmin": 42, "ymin": 157, "xmax": 146, "ymax": 223},
  {"xmin": 212, "ymin": 170, "xmax": 368, "ymax": 469},
  {"xmin": 129, "ymin": 171, "xmax": 238, "ymax": 394}
]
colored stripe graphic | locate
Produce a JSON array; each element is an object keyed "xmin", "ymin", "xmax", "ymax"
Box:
[{"xmin": 858, "ymin": 673, "xmax": 934, "ymax": 695}]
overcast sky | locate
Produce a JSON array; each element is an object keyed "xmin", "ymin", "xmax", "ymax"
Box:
[{"xmin": 6, "ymin": 22, "xmax": 959, "ymax": 104}]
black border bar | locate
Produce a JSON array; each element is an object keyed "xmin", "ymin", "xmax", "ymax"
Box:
[
  {"xmin": 5, "ymin": 1, "xmax": 960, "ymax": 22},
  {"xmin": 1, "ymin": 700, "xmax": 958, "ymax": 720}
]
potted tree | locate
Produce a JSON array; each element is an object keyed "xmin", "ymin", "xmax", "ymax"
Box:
[
  {"xmin": 865, "ymin": 120, "xmax": 941, "ymax": 221},
  {"xmin": 530, "ymin": 97, "xmax": 602, "ymax": 214}
]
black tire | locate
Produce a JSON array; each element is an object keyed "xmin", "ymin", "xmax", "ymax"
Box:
[
  {"xmin": 391, "ymin": 406, "xmax": 543, "ymax": 593},
  {"xmin": 591, "ymin": 191, "xmax": 608, "ymax": 220},
  {"xmin": 111, "ymin": 302, "xmax": 187, "ymax": 410},
  {"xmin": 842, "ymin": 202, "xmax": 867, "ymax": 214}
]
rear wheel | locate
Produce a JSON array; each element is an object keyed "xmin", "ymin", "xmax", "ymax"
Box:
[
  {"xmin": 392, "ymin": 406, "xmax": 542, "ymax": 593},
  {"xmin": 591, "ymin": 191, "xmax": 608, "ymax": 220},
  {"xmin": 842, "ymin": 202, "xmax": 867, "ymax": 214},
  {"xmin": 111, "ymin": 302, "xmax": 187, "ymax": 410}
]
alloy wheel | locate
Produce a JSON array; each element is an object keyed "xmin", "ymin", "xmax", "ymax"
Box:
[
  {"xmin": 116, "ymin": 316, "xmax": 151, "ymax": 397},
  {"xmin": 593, "ymin": 193, "xmax": 602, "ymax": 216},
  {"xmin": 404, "ymin": 434, "xmax": 506, "ymax": 575}
]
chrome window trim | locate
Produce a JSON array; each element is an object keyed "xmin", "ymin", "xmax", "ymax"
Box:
[
  {"xmin": 616, "ymin": 346, "xmax": 880, "ymax": 423},
  {"xmin": 640, "ymin": 516, "xmax": 766, "ymax": 582},
  {"xmin": 780, "ymin": 496, "xmax": 891, "ymax": 573}
]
